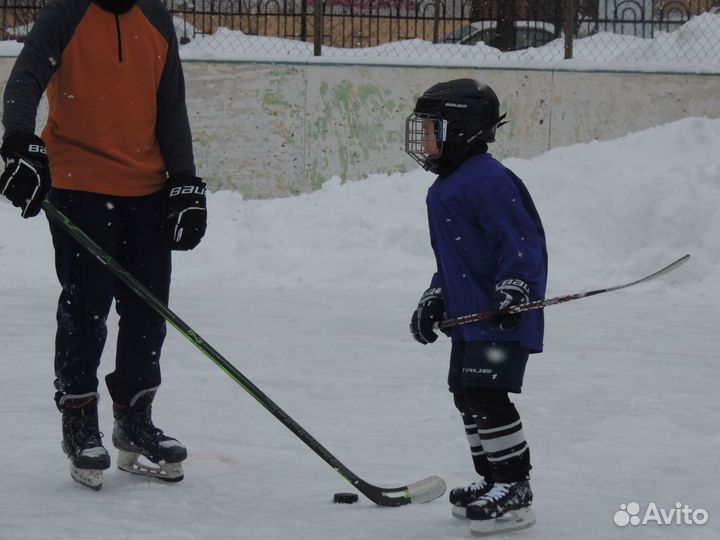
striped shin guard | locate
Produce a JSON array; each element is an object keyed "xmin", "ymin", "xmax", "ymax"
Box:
[
  {"xmin": 460, "ymin": 411, "xmax": 493, "ymax": 477},
  {"xmin": 473, "ymin": 405, "xmax": 530, "ymax": 481}
]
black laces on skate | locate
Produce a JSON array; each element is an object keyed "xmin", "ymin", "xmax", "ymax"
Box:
[
  {"xmin": 122, "ymin": 411, "xmax": 169, "ymax": 448},
  {"xmin": 63, "ymin": 414, "xmax": 104, "ymax": 453}
]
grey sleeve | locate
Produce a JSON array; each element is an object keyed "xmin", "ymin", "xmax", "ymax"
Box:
[
  {"xmin": 140, "ymin": 0, "xmax": 196, "ymax": 178},
  {"xmin": 2, "ymin": 0, "xmax": 88, "ymax": 137}
]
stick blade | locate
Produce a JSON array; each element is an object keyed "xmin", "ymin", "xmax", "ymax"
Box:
[
  {"xmin": 649, "ymin": 253, "xmax": 690, "ymax": 280},
  {"xmin": 357, "ymin": 475, "xmax": 447, "ymax": 506},
  {"xmin": 405, "ymin": 475, "xmax": 447, "ymax": 504}
]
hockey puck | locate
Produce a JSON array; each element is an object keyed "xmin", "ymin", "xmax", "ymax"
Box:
[{"xmin": 333, "ymin": 492, "xmax": 359, "ymax": 504}]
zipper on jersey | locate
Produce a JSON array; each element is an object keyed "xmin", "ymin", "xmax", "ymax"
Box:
[{"xmin": 114, "ymin": 14, "xmax": 123, "ymax": 62}]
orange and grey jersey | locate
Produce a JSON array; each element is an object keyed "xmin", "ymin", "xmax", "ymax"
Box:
[{"xmin": 2, "ymin": 0, "xmax": 195, "ymax": 196}]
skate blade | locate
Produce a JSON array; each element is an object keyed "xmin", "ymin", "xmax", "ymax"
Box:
[
  {"xmin": 470, "ymin": 507, "xmax": 536, "ymax": 536},
  {"xmin": 117, "ymin": 451, "xmax": 184, "ymax": 482},
  {"xmin": 452, "ymin": 504, "xmax": 469, "ymax": 520},
  {"xmin": 69, "ymin": 465, "xmax": 103, "ymax": 491}
]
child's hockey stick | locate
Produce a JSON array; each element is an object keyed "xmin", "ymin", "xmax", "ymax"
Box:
[{"xmin": 439, "ymin": 254, "xmax": 690, "ymax": 330}]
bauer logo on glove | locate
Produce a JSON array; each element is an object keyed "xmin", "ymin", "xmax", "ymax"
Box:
[
  {"xmin": 0, "ymin": 133, "xmax": 52, "ymax": 218},
  {"xmin": 164, "ymin": 175, "xmax": 208, "ymax": 251},
  {"xmin": 169, "ymin": 184, "xmax": 206, "ymax": 198},
  {"xmin": 490, "ymin": 278, "xmax": 531, "ymax": 331}
]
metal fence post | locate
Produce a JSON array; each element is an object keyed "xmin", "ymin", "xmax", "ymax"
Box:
[
  {"xmin": 301, "ymin": 0, "xmax": 308, "ymax": 42},
  {"xmin": 314, "ymin": 0, "xmax": 324, "ymax": 56},
  {"xmin": 564, "ymin": 0, "xmax": 574, "ymax": 59}
]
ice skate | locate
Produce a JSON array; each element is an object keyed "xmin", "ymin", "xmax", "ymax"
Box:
[
  {"xmin": 59, "ymin": 393, "xmax": 111, "ymax": 491},
  {"xmin": 112, "ymin": 388, "xmax": 187, "ymax": 482},
  {"xmin": 467, "ymin": 480, "xmax": 536, "ymax": 536},
  {"xmin": 449, "ymin": 478, "xmax": 494, "ymax": 519}
]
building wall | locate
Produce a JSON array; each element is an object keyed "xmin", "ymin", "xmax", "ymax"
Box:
[{"xmin": 0, "ymin": 57, "xmax": 717, "ymax": 198}]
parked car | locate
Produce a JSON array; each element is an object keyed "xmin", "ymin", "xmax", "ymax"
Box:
[{"xmin": 441, "ymin": 20, "xmax": 558, "ymax": 49}]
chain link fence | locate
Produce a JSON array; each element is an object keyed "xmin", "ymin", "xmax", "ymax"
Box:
[{"xmin": 2, "ymin": 0, "xmax": 720, "ymax": 63}]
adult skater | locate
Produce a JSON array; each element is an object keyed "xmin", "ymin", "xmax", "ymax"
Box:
[{"xmin": 0, "ymin": 0, "xmax": 206, "ymax": 490}]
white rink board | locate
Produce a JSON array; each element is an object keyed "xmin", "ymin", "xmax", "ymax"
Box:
[{"xmin": 0, "ymin": 57, "xmax": 717, "ymax": 198}]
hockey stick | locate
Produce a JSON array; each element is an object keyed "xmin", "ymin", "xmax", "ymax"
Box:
[
  {"xmin": 42, "ymin": 200, "xmax": 445, "ymax": 506},
  {"xmin": 439, "ymin": 254, "xmax": 690, "ymax": 330}
]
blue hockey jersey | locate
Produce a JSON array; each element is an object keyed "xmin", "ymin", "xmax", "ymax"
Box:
[{"xmin": 426, "ymin": 153, "xmax": 548, "ymax": 353}]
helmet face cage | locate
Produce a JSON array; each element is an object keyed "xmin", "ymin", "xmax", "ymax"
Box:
[{"xmin": 405, "ymin": 112, "xmax": 448, "ymax": 171}]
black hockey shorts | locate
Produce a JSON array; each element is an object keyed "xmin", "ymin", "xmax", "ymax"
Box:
[{"xmin": 448, "ymin": 341, "xmax": 529, "ymax": 394}]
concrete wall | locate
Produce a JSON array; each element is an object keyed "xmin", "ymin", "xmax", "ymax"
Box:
[{"xmin": 1, "ymin": 57, "xmax": 718, "ymax": 198}]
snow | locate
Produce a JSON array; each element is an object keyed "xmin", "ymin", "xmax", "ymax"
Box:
[{"xmin": 0, "ymin": 117, "xmax": 719, "ymax": 539}]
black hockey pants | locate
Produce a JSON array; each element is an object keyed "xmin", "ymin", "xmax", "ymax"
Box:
[{"xmin": 47, "ymin": 188, "xmax": 171, "ymax": 407}]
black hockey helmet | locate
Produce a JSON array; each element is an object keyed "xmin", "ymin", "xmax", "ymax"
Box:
[{"xmin": 405, "ymin": 78, "xmax": 507, "ymax": 174}]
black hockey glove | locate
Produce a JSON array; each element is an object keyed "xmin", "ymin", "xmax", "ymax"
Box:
[
  {"xmin": 490, "ymin": 278, "xmax": 530, "ymax": 331},
  {"xmin": 164, "ymin": 175, "xmax": 207, "ymax": 251},
  {"xmin": 410, "ymin": 287, "xmax": 449, "ymax": 344},
  {"xmin": 0, "ymin": 133, "xmax": 51, "ymax": 218}
]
